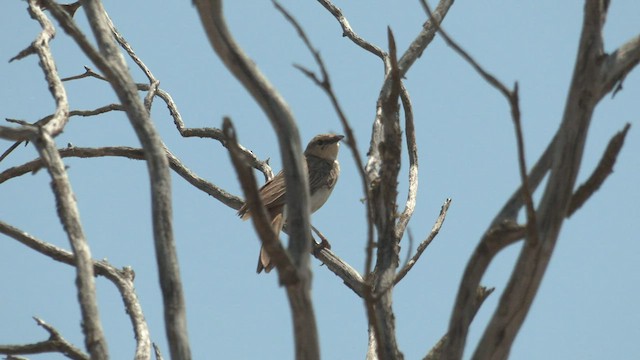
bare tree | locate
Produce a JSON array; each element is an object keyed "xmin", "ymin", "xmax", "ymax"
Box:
[{"xmin": 1, "ymin": 1, "xmax": 638, "ymax": 360}]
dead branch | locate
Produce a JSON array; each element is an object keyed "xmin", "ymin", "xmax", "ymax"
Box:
[
  {"xmin": 273, "ymin": 0, "xmax": 375, "ymax": 296},
  {"xmin": 568, "ymin": 123, "xmax": 631, "ymax": 216},
  {"xmin": 222, "ymin": 118, "xmax": 298, "ymax": 282},
  {"xmin": 420, "ymin": 1, "xmax": 539, "ymax": 248},
  {"xmin": 315, "ymin": 0, "xmax": 386, "ymax": 59},
  {"xmin": 0, "ymin": 317, "xmax": 88, "ymax": 360},
  {"xmin": 0, "ymin": 145, "xmax": 243, "ymax": 209},
  {"xmin": 423, "ymin": 287, "xmax": 494, "ymax": 360},
  {"xmin": 61, "ymin": 65, "xmax": 275, "ymax": 181},
  {"xmin": 32, "ymin": 129, "xmax": 109, "ymax": 359},
  {"xmin": 1, "ymin": 104, "xmax": 123, "ymax": 163},
  {"xmin": 395, "ymin": 84, "xmax": 419, "ymax": 241},
  {"xmin": 364, "ymin": 27, "xmax": 404, "ymax": 360},
  {"xmin": 9, "ymin": 2, "xmax": 111, "ymax": 358},
  {"xmin": 394, "ymin": 198, "xmax": 451, "ymax": 285},
  {"xmin": 42, "ymin": 1, "xmax": 191, "ymax": 357},
  {"xmin": 194, "ymin": 2, "xmax": 320, "ymax": 358},
  {"xmin": 11, "ymin": 0, "xmax": 70, "ymax": 137},
  {"xmin": 0, "ymin": 221, "xmax": 152, "ymax": 359}
]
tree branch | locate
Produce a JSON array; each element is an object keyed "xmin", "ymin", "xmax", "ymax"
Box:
[
  {"xmin": 364, "ymin": 27, "xmax": 404, "ymax": 360},
  {"xmin": 568, "ymin": 123, "xmax": 631, "ymax": 216},
  {"xmin": 10, "ymin": 2, "xmax": 111, "ymax": 357},
  {"xmin": 420, "ymin": 0, "xmax": 539, "ymax": 248},
  {"xmin": 0, "ymin": 220, "xmax": 152, "ymax": 360},
  {"xmin": 398, "ymin": 0, "xmax": 454, "ymax": 76},
  {"xmin": 273, "ymin": 0, "xmax": 375, "ymax": 296},
  {"xmin": 1, "ymin": 104, "xmax": 123, "ymax": 163},
  {"xmin": 0, "ymin": 145, "xmax": 243, "ymax": 209},
  {"xmin": 395, "ymin": 84, "xmax": 419, "ymax": 241},
  {"xmin": 315, "ymin": 0, "xmax": 386, "ymax": 59},
  {"xmin": 44, "ymin": 1, "xmax": 190, "ymax": 357},
  {"xmin": 471, "ymin": 2, "xmax": 619, "ymax": 359},
  {"xmin": 33, "ymin": 129, "xmax": 109, "ymax": 359},
  {"xmin": 222, "ymin": 119, "xmax": 298, "ymax": 282},
  {"xmin": 313, "ymin": 247, "xmax": 366, "ymax": 297},
  {"xmin": 10, "ymin": 0, "xmax": 69, "ymax": 137},
  {"xmin": 443, "ymin": 220, "xmax": 526, "ymax": 359},
  {"xmin": 194, "ymin": 3, "xmax": 320, "ymax": 357},
  {"xmin": 0, "ymin": 317, "xmax": 88, "ymax": 360},
  {"xmin": 423, "ymin": 287, "xmax": 494, "ymax": 360},
  {"xmin": 61, "ymin": 65, "xmax": 275, "ymax": 181},
  {"xmin": 394, "ymin": 198, "xmax": 451, "ymax": 285}
]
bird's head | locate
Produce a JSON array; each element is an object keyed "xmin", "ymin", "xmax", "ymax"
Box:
[{"xmin": 304, "ymin": 133, "xmax": 344, "ymax": 160}]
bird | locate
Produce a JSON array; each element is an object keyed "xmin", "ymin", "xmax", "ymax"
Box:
[{"xmin": 237, "ymin": 133, "xmax": 344, "ymax": 273}]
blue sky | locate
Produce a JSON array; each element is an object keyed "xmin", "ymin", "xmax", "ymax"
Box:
[{"xmin": 1, "ymin": 1, "xmax": 639, "ymax": 359}]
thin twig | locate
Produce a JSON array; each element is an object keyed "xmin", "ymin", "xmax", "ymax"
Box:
[
  {"xmin": 394, "ymin": 198, "xmax": 451, "ymax": 285},
  {"xmin": 419, "ymin": 1, "xmax": 510, "ymax": 97},
  {"xmin": 61, "ymin": 66, "xmax": 275, "ymax": 181},
  {"xmin": 0, "ymin": 145, "xmax": 243, "ymax": 209},
  {"xmin": 315, "ymin": 0, "xmax": 386, "ymax": 59},
  {"xmin": 0, "ymin": 141, "xmax": 24, "ymax": 163},
  {"xmin": 103, "ymin": 11, "xmax": 161, "ymax": 112},
  {"xmin": 568, "ymin": 123, "xmax": 631, "ymax": 216},
  {"xmin": 0, "ymin": 104, "xmax": 123, "ymax": 163},
  {"xmin": 153, "ymin": 343, "xmax": 164, "ymax": 360},
  {"xmin": 421, "ymin": 0, "xmax": 538, "ymax": 246},
  {"xmin": 398, "ymin": 0, "xmax": 454, "ymax": 76}
]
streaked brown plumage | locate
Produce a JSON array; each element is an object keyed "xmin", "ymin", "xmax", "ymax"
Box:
[{"xmin": 238, "ymin": 133, "xmax": 343, "ymax": 273}]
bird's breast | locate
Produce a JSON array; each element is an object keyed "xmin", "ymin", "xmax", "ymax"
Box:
[{"xmin": 309, "ymin": 160, "xmax": 339, "ymax": 213}]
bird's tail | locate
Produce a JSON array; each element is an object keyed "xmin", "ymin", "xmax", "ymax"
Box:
[{"xmin": 256, "ymin": 211, "xmax": 284, "ymax": 273}]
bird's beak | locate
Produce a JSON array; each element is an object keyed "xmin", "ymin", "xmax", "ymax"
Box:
[{"xmin": 333, "ymin": 135, "xmax": 345, "ymax": 143}]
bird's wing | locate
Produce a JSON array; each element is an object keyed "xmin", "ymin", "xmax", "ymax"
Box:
[
  {"xmin": 237, "ymin": 171, "xmax": 287, "ymax": 219},
  {"xmin": 308, "ymin": 158, "xmax": 337, "ymax": 190},
  {"xmin": 259, "ymin": 170, "xmax": 287, "ymax": 208}
]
